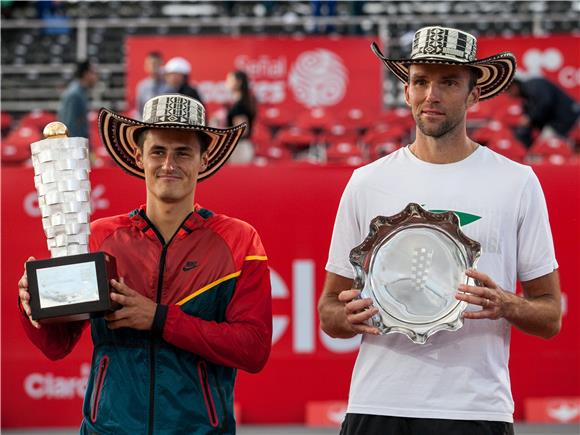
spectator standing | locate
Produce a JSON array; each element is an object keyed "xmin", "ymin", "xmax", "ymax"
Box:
[
  {"xmin": 135, "ymin": 51, "xmax": 164, "ymax": 117},
  {"xmin": 160, "ymin": 57, "xmax": 203, "ymax": 104},
  {"xmin": 225, "ymin": 70, "xmax": 257, "ymax": 163},
  {"xmin": 57, "ymin": 60, "xmax": 98, "ymax": 139}
]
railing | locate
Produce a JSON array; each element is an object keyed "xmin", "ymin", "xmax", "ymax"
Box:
[{"xmin": 1, "ymin": 12, "xmax": 578, "ymax": 113}]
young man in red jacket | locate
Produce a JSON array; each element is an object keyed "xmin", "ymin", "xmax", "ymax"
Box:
[{"xmin": 18, "ymin": 94, "xmax": 273, "ymax": 434}]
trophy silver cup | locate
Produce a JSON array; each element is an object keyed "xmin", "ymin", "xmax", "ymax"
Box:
[
  {"xmin": 350, "ymin": 203, "xmax": 481, "ymax": 344},
  {"xmin": 25, "ymin": 122, "xmax": 117, "ymax": 323}
]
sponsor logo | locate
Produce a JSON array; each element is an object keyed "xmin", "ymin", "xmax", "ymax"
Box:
[
  {"xmin": 306, "ymin": 401, "xmax": 347, "ymax": 427},
  {"xmin": 521, "ymin": 47, "xmax": 580, "ymax": 90},
  {"xmin": 24, "ymin": 363, "xmax": 90, "ymax": 400},
  {"xmin": 547, "ymin": 402, "xmax": 580, "ymax": 423},
  {"xmin": 327, "ymin": 404, "xmax": 347, "ymax": 424},
  {"xmin": 288, "ymin": 49, "xmax": 348, "ymax": 107},
  {"xmin": 182, "ymin": 260, "xmax": 198, "ymax": 271},
  {"xmin": 522, "ymin": 48, "xmax": 563, "ymax": 75}
]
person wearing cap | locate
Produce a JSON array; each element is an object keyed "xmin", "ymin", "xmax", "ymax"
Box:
[
  {"xmin": 18, "ymin": 94, "xmax": 272, "ymax": 434},
  {"xmin": 318, "ymin": 26, "xmax": 561, "ymax": 434},
  {"xmin": 161, "ymin": 56, "xmax": 204, "ymax": 105}
]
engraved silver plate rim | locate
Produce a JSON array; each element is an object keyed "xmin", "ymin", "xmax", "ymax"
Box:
[{"xmin": 350, "ymin": 203, "xmax": 482, "ymax": 344}]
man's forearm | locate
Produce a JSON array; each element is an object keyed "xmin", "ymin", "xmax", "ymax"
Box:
[
  {"xmin": 318, "ymin": 294, "xmax": 357, "ymax": 339},
  {"xmin": 504, "ymin": 293, "xmax": 561, "ymax": 339}
]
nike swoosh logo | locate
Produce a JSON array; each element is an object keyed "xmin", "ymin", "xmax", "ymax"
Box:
[{"xmin": 182, "ymin": 261, "xmax": 198, "ymax": 272}]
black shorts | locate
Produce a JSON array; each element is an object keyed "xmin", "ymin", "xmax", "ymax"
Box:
[{"xmin": 340, "ymin": 413, "xmax": 515, "ymax": 435}]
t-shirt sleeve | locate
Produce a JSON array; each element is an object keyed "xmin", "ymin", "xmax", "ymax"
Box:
[
  {"xmin": 325, "ymin": 174, "xmax": 361, "ymax": 279},
  {"xmin": 516, "ymin": 169, "xmax": 559, "ymax": 282}
]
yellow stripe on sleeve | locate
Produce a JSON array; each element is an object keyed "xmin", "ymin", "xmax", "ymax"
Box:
[
  {"xmin": 176, "ymin": 271, "xmax": 241, "ymax": 306},
  {"xmin": 244, "ymin": 255, "xmax": 268, "ymax": 261}
]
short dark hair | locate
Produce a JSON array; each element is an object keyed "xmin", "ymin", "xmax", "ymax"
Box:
[
  {"xmin": 76, "ymin": 60, "xmax": 93, "ymax": 79},
  {"xmin": 135, "ymin": 128, "xmax": 211, "ymax": 154},
  {"xmin": 467, "ymin": 67, "xmax": 480, "ymax": 91},
  {"xmin": 147, "ymin": 51, "xmax": 162, "ymax": 60}
]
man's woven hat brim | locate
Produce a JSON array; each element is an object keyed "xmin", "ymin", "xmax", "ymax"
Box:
[
  {"xmin": 98, "ymin": 108, "xmax": 246, "ymax": 182},
  {"xmin": 371, "ymin": 42, "xmax": 516, "ymax": 101}
]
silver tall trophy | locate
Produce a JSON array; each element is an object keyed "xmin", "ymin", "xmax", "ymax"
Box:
[{"xmin": 26, "ymin": 122, "xmax": 117, "ymax": 323}]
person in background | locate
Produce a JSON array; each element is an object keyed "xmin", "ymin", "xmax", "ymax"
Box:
[
  {"xmin": 160, "ymin": 56, "xmax": 203, "ymax": 104},
  {"xmin": 507, "ymin": 75, "xmax": 580, "ymax": 149},
  {"xmin": 57, "ymin": 59, "xmax": 98, "ymax": 138},
  {"xmin": 225, "ymin": 70, "xmax": 257, "ymax": 163},
  {"xmin": 135, "ymin": 51, "xmax": 164, "ymax": 117}
]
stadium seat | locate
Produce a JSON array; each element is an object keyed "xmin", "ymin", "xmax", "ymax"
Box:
[
  {"xmin": 529, "ymin": 136, "xmax": 573, "ymax": 160},
  {"xmin": 275, "ymin": 127, "xmax": 317, "ymax": 152},
  {"xmin": 569, "ymin": 123, "xmax": 580, "ymax": 151},
  {"xmin": 260, "ymin": 106, "xmax": 292, "ymax": 132},
  {"xmin": 1, "ymin": 126, "xmax": 41, "ymax": 164},
  {"xmin": 491, "ymin": 96, "xmax": 525, "ymax": 128},
  {"xmin": 18, "ymin": 110, "xmax": 57, "ymax": 132},
  {"xmin": 326, "ymin": 140, "xmax": 365, "ymax": 165},
  {"xmin": 320, "ymin": 124, "xmax": 360, "ymax": 146},
  {"xmin": 369, "ymin": 141, "xmax": 403, "ymax": 161},
  {"xmin": 378, "ymin": 108, "xmax": 414, "ymax": 130},
  {"xmin": 254, "ymin": 141, "xmax": 292, "ymax": 161},
  {"xmin": 487, "ymin": 137, "xmax": 527, "ymax": 163},
  {"xmin": 363, "ymin": 124, "xmax": 409, "ymax": 148},
  {"xmin": 296, "ymin": 107, "xmax": 335, "ymax": 134},
  {"xmin": 471, "ymin": 120, "xmax": 514, "ymax": 146},
  {"xmin": 467, "ymin": 101, "xmax": 495, "ymax": 122},
  {"xmin": 340, "ymin": 107, "xmax": 375, "ymax": 132}
]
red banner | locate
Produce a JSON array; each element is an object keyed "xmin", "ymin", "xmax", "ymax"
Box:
[
  {"xmin": 478, "ymin": 34, "xmax": 580, "ymax": 99},
  {"xmin": 126, "ymin": 36, "xmax": 382, "ymax": 116},
  {"xmin": 1, "ymin": 163, "xmax": 579, "ymax": 427}
]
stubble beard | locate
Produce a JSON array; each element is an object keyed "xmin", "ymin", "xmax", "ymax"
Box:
[{"xmin": 416, "ymin": 113, "xmax": 466, "ymax": 138}]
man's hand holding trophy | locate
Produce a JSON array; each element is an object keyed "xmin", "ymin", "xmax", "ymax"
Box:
[{"xmin": 19, "ymin": 121, "xmax": 118, "ymax": 324}]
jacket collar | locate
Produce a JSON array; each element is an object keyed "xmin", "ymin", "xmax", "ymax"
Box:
[{"xmin": 129, "ymin": 204, "xmax": 213, "ymax": 242}]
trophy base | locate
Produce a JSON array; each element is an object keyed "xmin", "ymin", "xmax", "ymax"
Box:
[{"xmin": 26, "ymin": 252, "xmax": 119, "ymax": 323}]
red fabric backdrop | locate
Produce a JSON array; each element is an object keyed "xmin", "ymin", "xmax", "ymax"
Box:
[{"xmin": 1, "ymin": 162, "xmax": 579, "ymax": 427}]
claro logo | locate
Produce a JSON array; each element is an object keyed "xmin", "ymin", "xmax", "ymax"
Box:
[
  {"xmin": 23, "ymin": 184, "xmax": 110, "ymax": 218},
  {"xmin": 24, "ymin": 363, "xmax": 90, "ymax": 399}
]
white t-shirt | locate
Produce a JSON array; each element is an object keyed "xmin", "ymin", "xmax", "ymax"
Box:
[{"xmin": 326, "ymin": 146, "xmax": 558, "ymax": 422}]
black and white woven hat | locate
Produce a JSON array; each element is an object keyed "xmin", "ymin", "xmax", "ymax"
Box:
[
  {"xmin": 98, "ymin": 94, "xmax": 246, "ymax": 181},
  {"xmin": 371, "ymin": 26, "xmax": 516, "ymax": 100}
]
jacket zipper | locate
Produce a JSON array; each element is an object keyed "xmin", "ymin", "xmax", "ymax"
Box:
[
  {"xmin": 213, "ymin": 366, "xmax": 228, "ymax": 432},
  {"xmin": 198, "ymin": 360, "xmax": 219, "ymax": 428},
  {"xmin": 141, "ymin": 210, "xmax": 191, "ymax": 435},
  {"xmin": 90, "ymin": 355, "xmax": 109, "ymax": 423}
]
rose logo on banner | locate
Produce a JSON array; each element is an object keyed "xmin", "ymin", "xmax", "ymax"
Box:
[{"xmin": 288, "ymin": 49, "xmax": 348, "ymax": 108}]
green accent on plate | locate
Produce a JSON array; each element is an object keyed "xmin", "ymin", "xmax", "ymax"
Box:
[{"xmin": 429, "ymin": 210, "xmax": 482, "ymax": 226}]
